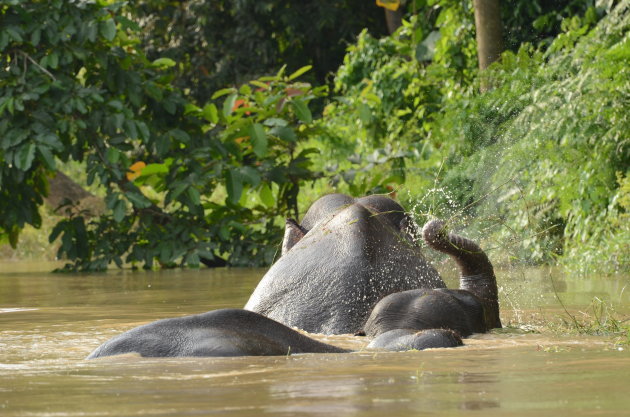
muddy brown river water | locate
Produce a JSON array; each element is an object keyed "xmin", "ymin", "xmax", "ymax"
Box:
[{"xmin": 0, "ymin": 262, "xmax": 628, "ymax": 416}]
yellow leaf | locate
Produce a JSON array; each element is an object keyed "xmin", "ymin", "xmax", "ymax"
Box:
[
  {"xmin": 127, "ymin": 161, "xmax": 146, "ymax": 181},
  {"xmin": 376, "ymin": 0, "xmax": 400, "ymax": 11}
]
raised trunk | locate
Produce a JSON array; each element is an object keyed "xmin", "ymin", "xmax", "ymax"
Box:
[{"xmin": 422, "ymin": 219, "xmax": 502, "ymax": 329}]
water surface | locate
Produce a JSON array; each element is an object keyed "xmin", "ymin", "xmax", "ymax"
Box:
[{"xmin": 0, "ymin": 264, "xmax": 628, "ymax": 416}]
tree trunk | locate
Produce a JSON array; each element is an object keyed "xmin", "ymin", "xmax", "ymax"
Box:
[
  {"xmin": 385, "ymin": 9, "xmax": 403, "ymax": 34},
  {"xmin": 473, "ymin": 0, "xmax": 503, "ymax": 71}
]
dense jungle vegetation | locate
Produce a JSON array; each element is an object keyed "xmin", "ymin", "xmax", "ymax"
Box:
[{"xmin": 0, "ymin": 0, "xmax": 628, "ymax": 274}]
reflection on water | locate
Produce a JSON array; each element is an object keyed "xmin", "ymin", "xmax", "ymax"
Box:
[{"xmin": 0, "ymin": 263, "xmax": 628, "ymax": 416}]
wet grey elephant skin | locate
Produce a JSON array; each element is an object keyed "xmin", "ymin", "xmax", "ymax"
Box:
[
  {"xmin": 245, "ymin": 193, "xmax": 447, "ymax": 335},
  {"xmin": 87, "ymin": 308, "xmax": 348, "ymax": 359},
  {"xmin": 362, "ymin": 218, "xmax": 502, "ymax": 338},
  {"xmin": 368, "ymin": 328, "xmax": 463, "ymax": 351}
]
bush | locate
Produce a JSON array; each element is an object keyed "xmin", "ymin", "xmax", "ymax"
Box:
[
  {"xmin": 431, "ymin": 3, "xmax": 629, "ymax": 271},
  {"xmin": 0, "ymin": 1, "xmax": 325, "ymax": 270}
]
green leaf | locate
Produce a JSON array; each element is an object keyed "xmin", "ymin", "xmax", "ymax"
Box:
[
  {"xmin": 99, "ymin": 19, "xmax": 117, "ymax": 41},
  {"xmin": 259, "ymin": 75, "xmax": 279, "ymax": 82},
  {"xmin": 185, "ymin": 253, "xmax": 200, "ymax": 267},
  {"xmin": 14, "ymin": 143, "xmax": 36, "ymax": 171},
  {"xmin": 36, "ymin": 133, "xmax": 63, "ymax": 152},
  {"xmin": 211, "ymin": 88, "xmax": 236, "ymax": 100},
  {"xmin": 8, "ymin": 226, "xmax": 19, "ymax": 249},
  {"xmin": 276, "ymin": 65, "xmax": 287, "ymax": 78},
  {"xmin": 202, "ymin": 103, "xmax": 219, "ymax": 123},
  {"xmin": 113, "ymin": 199, "xmax": 126, "ymax": 222},
  {"xmin": 37, "ymin": 145, "xmax": 56, "ymax": 170},
  {"xmin": 226, "ymin": 169, "xmax": 243, "ymax": 205},
  {"xmin": 48, "ymin": 52, "xmax": 59, "ymax": 69},
  {"xmin": 358, "ymin": 102, "xmax": 372, "ymax": 124},
  {"xmin": 259, "ymin": 183, "xmax": 274, "ymax": 208},
  {"xmin": 187, "ymin": 187, "xmax": 201, "ymax": 206},
  {"xmin": 272, "ymin": 126, "xmax": 297, "ymax": 142},
  {"xmin": 49, "ymin": 221, "xmax": 65, "ymax": 244},
  {"xmin": 184, "ymin": 103, "xmax": 201, "ymax": 115},
  {"xmin": 250, "ymin": 80, "xmax": 270, "ymax": 90},
  {"xmin": 239, "ymin": 84, "xmax": 252, "ymax": 95},
  {"xmin": 222, "ymin": 94, "xmax": 237, "ymax": 117},
  {"xmin": 263, "ymin": 118, "xmax": 288, "ymax": 127},
  {"xmin": 144, "ymin": 82, "xmax": 163, "ymax": 101},
  {"xmin": 124, "ymin": 119, "xmax": 138, "ymax": 139},
  {"xmin": 107, "ymin": 100, "xmax": 123, "ymax": 111},
  {"xmin": 241, "ymin": 166, "xmax": 261, "ymax": 188},
  {"xmin": 291, "ymin": 99, "xmax": 312, "ymax": 123},
  {"xmin": 219, "ymin": 225, "xmax": 230, "ymax": 241},
  {"xmin": 152, "ymin": 57, "xmax": 176, "ymax": 68},
  {"xmin": 126, "ymin": 191, "xmax": 152, "ymax": 209},
  {"xmin": 249, "ymin": 123, "xmax": 268, "ymax": 157},
  {"xmin": 30, "ymin": 29, "xmax": 41, "ymax": 46},
  {"xmin": 140, "ymin": 163, "xmax": 169, "ymax": 176},
  {"xmin": 137, "ymin": 121, "xmax": 150, "ymax": 140},
  {"xmin": 106, "ymin": 147, "xmax": 120, "ymax": 164},
  {"xmin": 170, "ymin": 129, "xmax": 190, "ymax": 143},
  {"xmin": 163, "ymin": 99, "xmax": 176, "ymax": 115},
  {"xmin": 6, "ymin": 27, "xmax": 23, "ymax": 42},
  {"xmin": 288, "ymin": 65, "xmax": 313, "ymax": 80},
  {"xmin": 169, "ymin": 183, "xmax": 188, "ymax": 202}
]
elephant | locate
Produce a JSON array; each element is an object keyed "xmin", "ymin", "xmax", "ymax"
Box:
[
  {"xmin": 87, "ymin": 194, "xmax": 501, "ymax": 359},
  {"xmin": 367, "ymin": 328, "xmax": 463, "ymax": 351},
  {"xmin": 87, "ymin": 308, "xmax": 348, "ymax": 359},
  {"xmin": 85, "ymin": 309, "xmax": 464, "ymax": 359},
  {"xmin": 245, "ymin": 194, "xmax": 501, "ymax": 337},
  {"xmin": 244, "ymin": 193, "xmax": 446, "ymax": 335},
  {"xmin": 360, "ymin": 218, "xmax": 501, "ymax": 338}
]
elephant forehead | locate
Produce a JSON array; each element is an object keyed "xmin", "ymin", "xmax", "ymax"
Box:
[
  {"xmin": 300, "ymin": 193, "xmax": 355, "ymax": 230},
  {"xmin": 298, "ymin": 203, "xmax": 385, "ymax": 255},
  {"xmin": 356, "ymin": 195, "xmax": 407, "ymax": 227},
  {"xmin": 300, "ymin": 194, "xmax": 406, "ymax": 231}
]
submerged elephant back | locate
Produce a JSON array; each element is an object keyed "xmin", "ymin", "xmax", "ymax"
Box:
[{"xmin": 244, "ymin": 200, "xmax": 444, "ymax": 335}]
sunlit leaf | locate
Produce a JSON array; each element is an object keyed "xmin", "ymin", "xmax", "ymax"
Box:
[
  {"xmin": 211, "ymin": 88, "xmax": 237, "ymax": 100},
  {"xmin": 288, "ymin": 65, "xmax": 312, "ymax": 80},
  {"xmin": 152, "ymin": 57, "xmax": 176, "ymax": 68},
  {"xmin": 259, "ymin": 183, "xmax": 275, "ymax": 208},
  {"xmin": 203, "ymin": 103, "xmax": 219, "ymax": 123},
  {"xmin": 223, "ymin": 93, "xmax": 237, "ymax": 117}
]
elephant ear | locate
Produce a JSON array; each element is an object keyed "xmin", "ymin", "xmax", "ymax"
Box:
[{"xmin": 281, "ymin": 218, "xmax": 308, "ymax": 255}]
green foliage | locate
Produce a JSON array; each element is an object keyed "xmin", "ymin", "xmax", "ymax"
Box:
[
  {"xmin": 549, "ymin": 296, "xmax": 630, "ymax": 346},
  {"xmin": 313, "ymin": 0, "xmax": 628, "ymax": 274},
  {"xmin": 499, "ymin": 0, "xmax": 608, "ymax": 50},
  {"xmin": 314, "ymin": 1, "xmax": 477, "ymax": 196},
  {"xmin": 431, "ymin": 2, "xmax": 629, "ymax": 271},
  {"xmin": 133, "ymin": 0, "xmax": 388, "ymax": 102},
  {"xmin": 0, "ymin": 1, "xmax": 325, "ymax": 270},
  {"xmin": 2, "ymin": 0, "xmax": 627, "ymax": 275}
]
